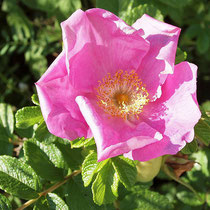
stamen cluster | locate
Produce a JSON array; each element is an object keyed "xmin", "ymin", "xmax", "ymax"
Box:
[{"xmin": 96, "ymin": 70, "xmax": 149, "ymax": 119}]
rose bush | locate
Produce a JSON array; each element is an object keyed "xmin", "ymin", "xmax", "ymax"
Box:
[{"xmin": 36, "ymin": 8, "xmax": 201, "ymax": 162}]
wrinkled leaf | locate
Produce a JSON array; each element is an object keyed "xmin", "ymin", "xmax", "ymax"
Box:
[
  {"xmin": 82, "ymin": 152, "xmax": 99, "ymax": 187},
  {"xmin": 15, "ymin": 106, "xmax": 43, "ymax": 128},
  {"xmin": 65, "ymin": 175, "xmax": 99, "ymax": 210},
  {"xmin": 120, "ymin": 187, "xmax": 173, "ymax": 210},
  {"xmin": 92, "ymin": 160, "xmax": 119, "ymax": 205},
  {"xmin": 24, "ymin": 139, "xmax": 65, "ymax": 181},
  {"xmin": 71, "ymin": 137, "xmax": 95, "ymax": 148},
  {"xmin": 181, "ymin": 139, "xmax": 198, "ymax": 154},
  {"xmin": 112, "ymin": 156, "xmax": 137, "ymax": 188},
  {"xmin": 0, "ymin": 156, "xmax": 41, "ymax": 200}
]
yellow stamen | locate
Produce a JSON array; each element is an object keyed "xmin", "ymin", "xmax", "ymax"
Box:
[{"xmin": 96, "ymin": 70, "xmax": 149, "ymax": 119}]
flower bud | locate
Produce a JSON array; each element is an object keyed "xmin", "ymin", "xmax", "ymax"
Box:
[{"xmin": 136, "ymin": 156, "xmax": 162, "ymax": 182}]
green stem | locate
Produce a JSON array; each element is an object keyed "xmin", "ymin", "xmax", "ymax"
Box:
[{"xmin": 16, "ymin": 170, "xmax": 81, "ymax": 210}]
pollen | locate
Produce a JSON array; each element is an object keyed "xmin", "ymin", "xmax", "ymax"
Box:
[{"xmin": 96, "ymin": 70, "xmax": 149, "ymax": 119}]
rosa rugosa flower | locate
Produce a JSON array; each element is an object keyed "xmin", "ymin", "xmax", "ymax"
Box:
[{"xmin": 35, "ymin": 9, "xmax": 201, "ymax": 162}]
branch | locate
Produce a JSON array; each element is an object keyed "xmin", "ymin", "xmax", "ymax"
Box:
[{"xmin": 17, "ymin": 170, "xmax": 81, "ymax": 210}]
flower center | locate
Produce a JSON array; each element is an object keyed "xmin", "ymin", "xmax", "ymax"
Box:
[{"xmin": 96, "ymin": 70, "xmax": 149, "ymax": 119}]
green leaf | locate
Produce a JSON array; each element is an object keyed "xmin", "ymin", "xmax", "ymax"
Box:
[
  {"xmin": 120, "ymin": 188, "xmax": 173, "ymax": 210},
  {"xmin": 56, "ymin": 0, "xmax": 81, "ymax": 21},
  {"xmin": 0, "ymin": 107, "xmax": 14, "ymax": 155},
  {"xmin": 0, "ymin": 138, "xmax": 13, "ymax": 156},
  {"xmin": 0, "ymin": 194, "xmax": 12, "ymax": 210},
  {"xmin": 158, "ymin": 0, "xmax": 191, "ymax": 8},
  {"xmin": 0, "ymin": 44, "xmax": 10, "ymax": 56},
  {"xmin": 92, "ymin": 160, "xmax": 118, "ymax": 205},
  {"xmin": 0, "ymin": 103, "xmax": 14, "ymax": 137},
  {"xmin": 34, "ymin": 193, "xmax": 69, "ymax": 210},
  {"xmin": 196, "ymin": 31, "xmax": 209, "ymax": 54},
  {"xmin": 15, "ymin": 106, "xmax": 43, "ymax": 128},
  {"xmin": 21, "ymin": 0, "xmax": 81, "ymax": 22},
  {"xmin": 181, "ymin": 139, "xmax": 198, "ymax": 154},
  {"xmin": 0, "ymin": 156, "xmax": 41, "ymax": 200},
  {"xmin": 25, "ymin": 44, "xmax": 48, "ymax": 78},
  {"xmin": 54, "ymin": 139, "xmax": 83, "ymax": 170},
  {"xmin": 15, "ymin": 126, "xmax": 34, "ymax": 139},
  {"xmin": 112, "ymin": 156, "xmax": 137, "ymax": 189},
  {"xmin": 34, "ymin": 121, "xmax": 57, "ymax": 143},
  {"xmin": 175, "ymin": 48, "xmax": 187, "ymax": 64},
  {"xmin": 195, "ymin": 112, "xmax": 210, "ymax": 146},
  {"xmin": 185, "ymin": 24, "xmax": 201, "ymax": 39},
  {"xmin": 202, "ymin": 100, "xmax": 210, "ymax": 112},
  {"xmin": 96, "ymin": 0, "xmax": 119, "ymax": 15},
  {"xmin": 207, "ymin": 193, "xmax": 210, "ymax": 207},
  {"xmin": 2, "ymin": 0, "xmax": 33, "ymax": 40},
  {"xmin": 65, "ymin": 175, "xmax": 99, "ymax": 210},
  {"xmin": 176, "ymin": 187, "xmax": 205, "ymax": 206},
  {"xmin": 122, "ymin": 4, "xmax": 163, "ymax": 26},
  {"xmin": 82, "ymin": 152, "xmax": 98, "ymax": 187},
  {"xmin": 20, "ymin": 0, "xmax": 59, "ymax": 13},
  {"xmin": 31, "ymin": 94, "xmax": 40, "ymax": 106},
  {"xmin": 189, "ymin": 149, "xmax": 210, "ymax": 179},
  {"xmin": 24, "ymin": 139, "xmax": 65, "ymax": 181},
  {"xmin": 71, "ymin": 137, "xmax": 95, "ymax": 148}
]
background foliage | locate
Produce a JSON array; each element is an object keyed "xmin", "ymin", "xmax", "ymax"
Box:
[{"xmin": 0, "ymin": 0, "xmax": 209, "ymax": 209}]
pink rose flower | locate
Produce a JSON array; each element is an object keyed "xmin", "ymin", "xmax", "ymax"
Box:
[{"xmin": 36, "ymin": 9, "xmax": 201, "ymax": 162}]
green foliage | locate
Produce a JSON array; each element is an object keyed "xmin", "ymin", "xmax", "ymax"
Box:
[
  {"xmin": 54, "ymin": 139, "xmax": 83, "ymax": 170},
  {"xmin": 0, "ymin": 103, "xmax": 14, "ymax": 155},
  {"xmin": 0, "ymin": 103, "xmax": 14, "ymax": 137},
  {"xmin": 175, "ymin": 48, "xmax": 187, "ymax": 64},
  {"xmin": 96, "ymin": 0, "xmax": 119, "ymax": 15},
  {"xmin": 24, "ymin": 139, "xmax": 65, "ymax": 181},
  {"xmin": 31, "ymin": 94, "xmax": 40, "ymax": 106},
  {"xmin": 0, "ymin": 156, "xmax": 41, "ymax": 200},
  {"xmin": 120, "ymin": 185, "xmax": 173, "ymax": 210},
  {"xmin": 92, "ymin": 160, "xmax": 119, "ymax": 205},
  {"xmin": 112, "ymin": 156, "xmax": 137, "ymax": 189},
  {"xmin": 71, "ymin": 137, "xmax": 95, "ymax": 148},
  {"xmin": 34, "ymin": 121, "xmax": 57, "ymax": 143},
  {"xmin": 82, "ymin": 151, "xmax": 137, "ymax": 206},
  {"xmin": 181, "ymin": 139, "xmax": 198, "ymax": 154},
  {"xmin": 15, "ymin": 106, "xmax": 43, "ymax": 128},
  {"xmin": 122, "ymin": 3, "xmax": 163, "ymax": 26},
  {"xmin": 195, "ymin": 107, "xmax": 210, "ymax": 146},
  {"xmin": 34, "ymin": 193, "xmax": 69, "ymax": 210},
  {"xmin": 65, "ymin": 175, "xmax": 100, "ymax": 210},
  {"xmin": 0, "ymin": 194, "xmax": 12, "ymax": 210},
  {"xmin": 82, "ymin": 152, "xmax": 99, "ymax": 187}
]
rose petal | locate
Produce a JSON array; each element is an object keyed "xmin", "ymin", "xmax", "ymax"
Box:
[
  {"xmin": 36, "ymin": 51, "xmax": 90, "ymax": 140},
  {"xmin": 133, "ymin": 14, "xmax": 181, "ymax": 100},
  {"xmin": 75, "ymin": 95, "xmax": 162, "ymax": 161},
  {"xmin": 142, "ymin": 62, "xmax": 200, "ymax": 146},
  {"xmin": 61, "ymin": 9, "xmax": 149, "ymax": 93},
  {"xmin": 124, "ymin": 136, "xmax": 181, "ymax": 161}
]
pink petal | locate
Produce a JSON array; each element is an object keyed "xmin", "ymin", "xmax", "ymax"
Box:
[
  {"xmin": 127, "ymin": 62, "xmax": 201, "ymax": 161},
  {"xmin": 133, "ymin": 14, "xmax": 181, "ymax": 100},
  {"xmin": 61, "ymin": 9, "xmax": 149, "ymax": 93},
  {"xmin": 36, "ymin": 51, "xmax": 90, "ymax": 140},
  {"xmin": 124, "ymin": 135, "xmax": 181, "ymax": 161},
  {"xmin": 75, "ymin": 96, "xmax": 162, "ymax": 161}
]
